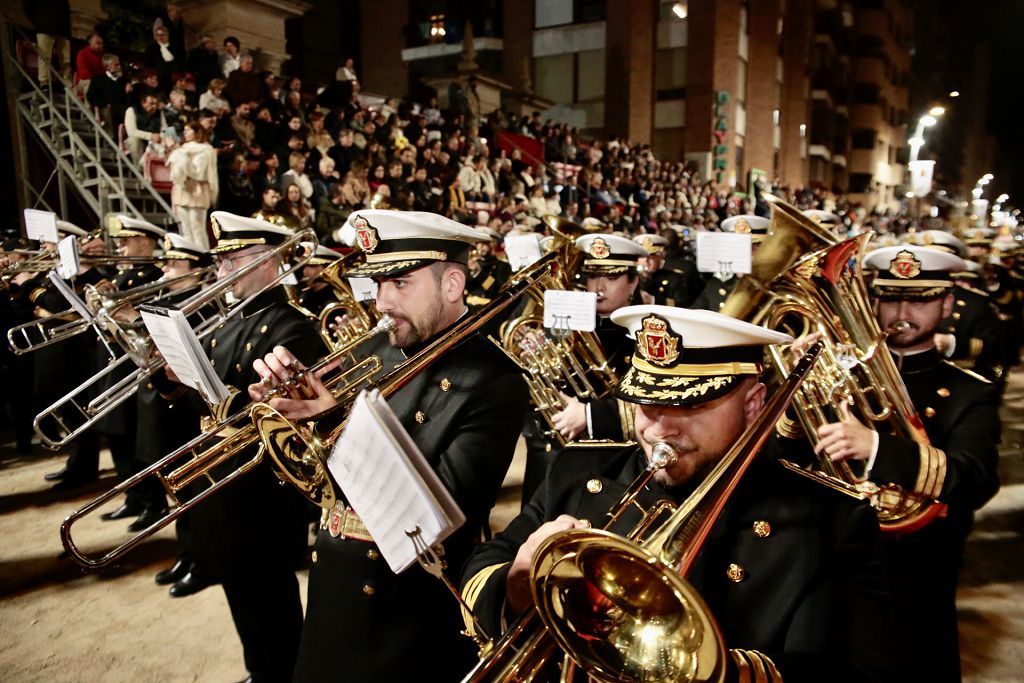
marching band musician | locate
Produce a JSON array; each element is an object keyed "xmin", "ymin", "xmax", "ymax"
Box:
[
  {"xmin": 520, "ymin": 234, "xmax": 646, "ymax": 504},
  {"xmin": 811, "ymin": 245, "xmax": 1001, "ymax": 681},
  {"xmin": 692, "ymin": 215, "xmax": 769, "ymax": 312},
  {"xmin": 155, "ymin": 212, "xmax": 325, "ymax": 683},
  {"xmin": 91, "ymin": 216, "xmax": 167, "ymax": 523},
  {"xmin": 133, "ymin": 234, "xmax": 216, "ymax": 596},
  {"xmin": 248, "ymin": 210, "xmax": 529, "ymax": 682},
  {"xmin": 297, "ymin": 244, "xmax": 342, "ymax": 316},
  {"xmin": 465, "ymin": 227, "xmax": 512, "ymax": 309},
  {"xmin": 461, "ymin": 306, "xmax": 893, "ymax": 682}
]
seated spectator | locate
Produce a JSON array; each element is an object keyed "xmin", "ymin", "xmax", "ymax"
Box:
[
  {"xmin": 220, "ymin": 153, "xmax": 258, "ymax": 215},
  {"xmin": 225, "ymin": 54, "xmax": 261, "ymax": 106},
  {"xmin": 328, "ymin": 128, "xmax": 357, "ymax": 177},
  {"xmin": 129, "ymin": 69, "xmax": 163, "ymax": 106},
  {"xmin": 409, "ymin": 167, "xmax": 440, "ymax": 212},
  {"xmin": 87, "ymin": 53, "xmax": 129, "ymax": 134},
  {"xmin": 124, "ymin": 91, "xmax": 166, "ymax": 162},
  {"xmin": 253, "ymin": 105, "xmax": 280, "ymax": 152},
  {"xmin": 335, "ymin": 56, "xmax": 358, "ymax": 83},
  {"xmin": 274, "ymin": 132, "xmax": 307, "ymax": 174},
  {"xmin": 186, "ymin": 34, "xmax": 221, "ymax": 93},
  {"xmin": 253, "ymin": 185, "xmax": 283, "ymax": 222},
  {"xmin": 280, "ymin": 76, "xmax": 302, "ymax": 104},
  {"xmin": 145, "ymin": 24, "xmax": 182, "ymax": 93},
  {"xmin": 385, "ymin": 159, "xmax": 408, "ymax": 197},
  {"xmin": 316, "ymin": 183, "xmax": 349, "ymax": 243},
  {"xmin": 368, "ymin": 163, "xmax": 387, "ymax": 194},
  {"xmin": 306, "ymin": 111, "xmax": 333, "ymax": 155},
  {"xmin": 281, "ymin": 151, "xmax": 313, "ymax": 200},
  {"xmin": 252, "ymin": 151, "xmax": 282, "ymax": 196},
  {"xmin": 198, "ymin": 77, "xmax": 230, "ymax": 115},
  {"xmin": 281, "ymin": 182, "xmax": 313, "ymax": 230},
  {"xmin": 74, "ymin": 32, "xmax": 105, "ymax": 97},
  {"xmin": 339, "ymin": 159, "xmax": 370, "ymax": 209},
  {"xmin": 220, "ymin": 36, "xmax": 241, "ymax": 77},
  {"xmin": 229, "ymin": 101, "xmax": 260, "ymax": 157},
  {"xmin": 163, "ymin": 87, "xmax": 191, "ymax": 134},
  {"xmin": 311, "ymin": 156, "xmax": 340, "ymax": 207},
  {"xmin": 282, "ymin": 89, "xmax": 304, "ymax": 122}
]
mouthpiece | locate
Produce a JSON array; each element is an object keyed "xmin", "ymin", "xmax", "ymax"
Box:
[
  {"xmin": 375, "ymin": 315, "xmax": 396, "ymax": 334},
  {"xmin": 650, "ymin": 442, "xmax": 678, "ymax": 470}
]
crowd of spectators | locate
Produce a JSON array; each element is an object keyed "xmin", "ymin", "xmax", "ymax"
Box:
[{"xmin": 54, "ymin": 2, "xmax": 940, "ymax": 252}]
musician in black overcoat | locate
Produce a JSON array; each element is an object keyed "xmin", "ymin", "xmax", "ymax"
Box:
[
  {"xmin": 462, "ymin": 305, "xmax": 894, "ymax": 683},
  {"xmin": 250, "ymin": 210, "xmax": 529, "ymax": 683}
]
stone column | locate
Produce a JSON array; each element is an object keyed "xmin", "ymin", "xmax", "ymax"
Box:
[
  {"xmin": 69, "ymin": 0, "xmax": 108, "ymax": 38},
  {"xmin": 502, "ymin": 0, "xmax": 534, "ymax": 93},
  {"xmin": 179, "ymin": 0, "xmax": 311, "ymax": 74},
  {"xmin": 604, "ymin": 0, "xmax": 655, "ymax": 144},
  {"xmin": 745, "ymin": 0, "xmax": 780, "ymax": 182}
]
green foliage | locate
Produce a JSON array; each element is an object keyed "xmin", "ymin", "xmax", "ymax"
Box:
[{"xmin": 96, "ymin": 0, "xmax": 164, "ymax": 52}]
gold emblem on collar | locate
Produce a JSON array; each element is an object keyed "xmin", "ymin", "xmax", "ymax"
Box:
[
  {"xmin": 889, "ymin": 250, "xmax": 922, "ymax": 279},
  {"xmin": 635, "ymin": 314, "xmax": 681, "ymax": 367},
  {"xmin": 352, "ymin": 215, "xmax": 379, "ymax": 253},
  {"xmin": 589, "ymin": 237, "xmax": 611, "ymax": 259}
]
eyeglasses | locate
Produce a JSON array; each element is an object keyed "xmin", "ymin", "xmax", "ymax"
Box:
[{"xmin": 214, "ymin": 252, "xmax": 255, "ymax": 273}]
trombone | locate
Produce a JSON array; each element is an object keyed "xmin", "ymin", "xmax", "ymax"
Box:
[
  {"xmin": 34, "ymin": 229, "xmax": 319, "ymax": 450},
  {"xmin": 60, "ymin": 255, "xmax": 554, "ymax": 569},
  {"xmin": 461, "ymin": 343, "xmax": 823, "ymax": 683}
]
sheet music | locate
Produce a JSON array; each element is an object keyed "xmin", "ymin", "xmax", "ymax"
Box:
[
  {"xmin": 327, "ymin": 389, "xmax": 465, "ymax": 573},
  {"xmin": 348, "ymin": 277, "xmax": 378, "ymax": 302},
  {"xmin": 56, "ymin": 236, "xmax": 80, "ymax": 279},
  {"xmin": 543, "ymin": 290, "xmax": 597, "ymax": 332},
  {"xmin": 46, "ymin": 270, "xmax": 92, "ymax": 319},
  {"xmin": 139, "ymin": 305, "xmax": 230, "ymax": 405},
  {"xmin": 503, "ymin": 234, "xmax": 543, "ymax": 270},
  {"xmin": 696, "ymin": 232, "xmax": 753, "ymax": 275},
  {"xmin": 24, "ymin": 209, "xmax": 58, "ymax": 243}
]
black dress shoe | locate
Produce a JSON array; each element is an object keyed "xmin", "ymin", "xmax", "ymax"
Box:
[
  {"xmin": 99, "ymin": 502, "xmax": 143, "ymax": 521},
  {"xmin": 169, "ymin": 571, "xmax": 212, "ymax": 598},
  {"xmin": 44, "ymin": 467, "xmax": 69, "ymax": 482},
  {"xmin": 155, "ymin": 558, "xmax": 190, "ymax": 585},
  {"xmin": 127, "ymin": 505, "xmax": 168, "ymax": 532},
  {"xmin": 50, "ymin": 475, "xmax": 99, "ymax": 492}
]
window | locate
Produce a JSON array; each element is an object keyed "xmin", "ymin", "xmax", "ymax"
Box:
[
  {"xmin": 849, "ymin": 172, "xmax": 873, "ymax": 193},
  {"xmin": 577, "ymin": 49, "xmax": 606, "ymax": 101},
  {"xmin": 535, "ymin": 53, "xmax": 574, "ymax": 103},
  {"xmin": 851, "ymin": 128, "xmax": 875, "ymax": 149}
]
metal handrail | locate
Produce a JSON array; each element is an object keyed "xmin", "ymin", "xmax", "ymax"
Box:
[{"xmin": 5, "ymin": 27, "xmax": 177, "ymax": 226}]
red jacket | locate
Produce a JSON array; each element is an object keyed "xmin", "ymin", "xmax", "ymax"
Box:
[{"xmin": 75, "ymin": 48, "xmax": 105, "ymax": 84}]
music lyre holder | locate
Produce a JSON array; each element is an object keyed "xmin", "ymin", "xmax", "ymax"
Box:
[
  {"xmin": 406, "ymin": 526, "xmax": 492, "ymax": 644},
  {"xmin": 550, "ymin": 313, "xmax": 572, "ymax": 342}
]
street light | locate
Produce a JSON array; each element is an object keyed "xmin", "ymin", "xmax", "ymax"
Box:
[
  {"xmin": 909, "ymin": 110, "xmax": 943, "ymax": 162},
  {"xmin": 929, "ymin": 106, "xmax": 946, "ymax": 116},
  {"xmin": 949, "ymin": 91, "xmax": 960, "ymax": 98}
]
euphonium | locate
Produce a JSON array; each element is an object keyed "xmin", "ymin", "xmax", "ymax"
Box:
[
  {"xmin": 251, "ymin": 255, "xmax": 556, "ymax": 509},
  {"xmin": 749, "ymin": 233, "xmax": 946, "ymax": 534},
  {"xmin": 315, "ymin": 251, "xmax": 378, "ymax": 350},
  {"xmin": 461, "ymin": 344, "xmax": 823, "ymax": 683}
]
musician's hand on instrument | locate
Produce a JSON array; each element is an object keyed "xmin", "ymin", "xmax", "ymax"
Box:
[
  {"xmin": 933, "ymin": 332, "xmax": 955, "ymax": 356},
  {"xmin": 552, "ymin": 392, "xmax": 587, "ymax": 440},
  {"xmin": 250, "ymin": 346, "xmax": 301, "ymax": 400},
  {"xmin": 80, "ymin": 238, "xmax": 107, "ymax": 256},
  {"xmin": 508, "ymin": 515, "xmax": 588, "ymax": 613},
  {"xmin": 789, "ymin": 331, "xmax": 822, "ymax": 359},
  {"xmin": 814, "ymin": 400, "xmax": 874, "ymax": 462},
  {"xmin": 265, "ymin": 374, "xmax": 336, "ymax": 420}
]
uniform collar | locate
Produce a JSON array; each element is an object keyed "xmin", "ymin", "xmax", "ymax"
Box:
[
  {"xmin": 239, "ymin": 286, "xmax": 288, "ymax": 319},
  {"xmin": 891, "ymin": 347, "xmax": 941, "ymax": 374}
]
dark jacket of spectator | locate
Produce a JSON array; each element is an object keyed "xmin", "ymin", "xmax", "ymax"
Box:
[
  {"xmin": 225, "ymin": 68, "xmax": 262, "ymax": 107},
  {"xmin": 144, "ymin": 40, "xmax": 182, "ymax": 92},
  {"xmin": 186, "ymin": 45, "xmax": 221, "ymax": 93},
  {"xmin": 86, "ymin": 71, "xmax": 129, "ymax": 124}
]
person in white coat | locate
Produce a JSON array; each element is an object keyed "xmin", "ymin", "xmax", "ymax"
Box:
[{"xmin": 167, "ymin": 121, "xmax": 218, "ymax": 249}]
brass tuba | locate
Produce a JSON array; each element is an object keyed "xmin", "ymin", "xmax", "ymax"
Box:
[
  {"xmin": 495, "ymin": 215, "xmax": 625, "ymax": 448},
  {"xmin": 748, "ymin": 233, "xmax": 946, "ymax": 534},
  {"xmin": 315, "ymin": 250, "xmax": 378, "ymax": 350},
  {"xmin": 461, "ymin": 344, "xmax": 823, "ymax": 683}
]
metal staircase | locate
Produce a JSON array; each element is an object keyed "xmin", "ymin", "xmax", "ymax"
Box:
[{"xmin": 3, "ymin": 26, "xmax": 177, "ymax": 230}]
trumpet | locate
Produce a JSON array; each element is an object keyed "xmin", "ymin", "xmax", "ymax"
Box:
[
  {"xmin": 35, "ymin": 229, "xmax": 318, "ymax": 450},
  {"xmin": 462, "ymin": 343, "xmax": 824, "ymax": 683}
]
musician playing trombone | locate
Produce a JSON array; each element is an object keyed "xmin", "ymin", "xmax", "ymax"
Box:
[
  {"xmin": 249, "ymin": 210, "xmax": 529, "ymax": 682},
  {"xmin": 153, "ymin": 212, "xmax": 326, "ymax": 683},
  {"xmin": 461, "ymin": 306, "xmax": 894, "ymax": 682}
]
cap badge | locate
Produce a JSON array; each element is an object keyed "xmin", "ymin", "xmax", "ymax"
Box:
[
  {"xmin": 210, "ymin": 216, "xmax": 221, "ymax": 240},
  {"xmin": 636, "ymin": 314, "xmax": 681, "ymax": 367},
  {"xmin": 589, "ymin": 237, "xmax": 611, "ymax": 259},
  {"xmin": 163, "ymin": 235, "xmax": 173, "ymax": 252},
  {"xmin": 734, "ymin": 219, "xmax": 751, "ymax": 234},
  {"xmin": 889, "ymin": 250, "xmax": 922, "ymax": 279},
  {"xmin": 642, "ymin": 237, "xmax": 654, "ymax": 252},
  {"xmin": 353, "ymin": 216, "xmax": 379, "ymax": 253}
]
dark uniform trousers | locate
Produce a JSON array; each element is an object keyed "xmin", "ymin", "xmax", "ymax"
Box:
[
  {"xmin": 178, "ymin": 287, "xmax": 325, "ymax": 683},
  {"xmin": 521, "ymin": 317, "xmax": 635, "ymax": 505},
  {"xmin": 292, "ymin": 333, "xmax": 529, "ymax": 683},
  {"xmin": 868, "ymin": 349, "xmax": 1001, "ymax": 682},
  {"xmin": 462, "ymin": 447, "xmax": 894, "ymax": 682}
]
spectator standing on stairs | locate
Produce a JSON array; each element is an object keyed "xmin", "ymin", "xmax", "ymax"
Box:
[
  {"xmin": 73, "ymin": 33, "xmax": 105, "ymax": 98},
  {"xmin": 23, "ymin": 0, "xmax": 71, "ymax": 91},
  {"xmin": 167, "ymin": 122, "xmax": 218, "ymax": 250}
]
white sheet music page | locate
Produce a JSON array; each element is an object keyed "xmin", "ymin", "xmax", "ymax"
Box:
[
  {"xmin": 327, "ymin": 389, "xmax": 464, "ymax": 574},
  {"xmin": 56, "ymin": 236, "xmax": 80, "ymax": 279},
  {"xmin": 347, "ymin": 277, "xmax": 378, "ymax": 302},
  {"xmin": 139, "ymin": 306, "xmax": 231, "ymax": 405},
  {"xmin": 543, "ymin": 290, "xmax": 597, "ymax": 332},
  {"xmin": 503, "ymin": 234, "xmax": 543, "ymax": 270},
  {"xmin": 696, "ymin": 232, "xmax": 753, "ymax": 275},
  {"xmin": 24, "ymin": 209, "xmax": 58, "ymax": 243}
]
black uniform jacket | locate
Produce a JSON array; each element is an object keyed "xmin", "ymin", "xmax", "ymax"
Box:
[
  {"xmin": 691, "ymin": 274, "xmax": 734, "ymax": 313},
  {"xmin": 586, "ymin": 316, "xmax": 636, "ymax": 442},
  {"xmin": 92, "ymin": 264, "xmax": 164, "ymax": 435},
  {"xmin": 462, "ymin": 446, "xmax": 894, "ymax": 683},
  {"xmin": 645, "ymin": 257, "xmax": 703, "ymax": 308},
  {"xmin": 868, "ymin": 349, "xmax": 1001, "ymax": 681},
  {"xmin": 293, "ymin": 330, "xmax": 529, "ymax": 683},
  {"xmin": 466, "ymin": 255, "xmax": 513, "ymax": 307},
  {"xmin": 185, "ymin": 287, "xmax": 326, "ymax": 579},
  {"xmin": 939, "ymin": 285, "xmax": 1002, "ymax": 379}
]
